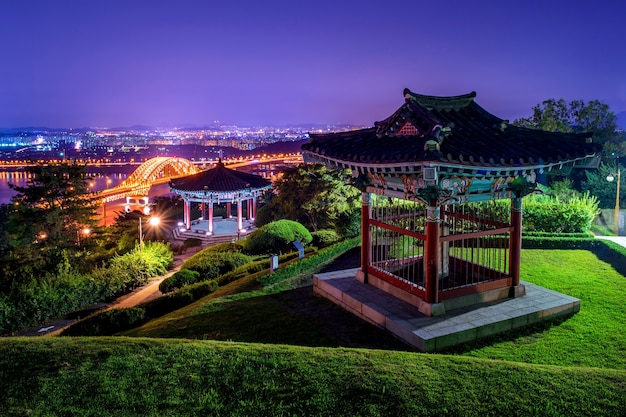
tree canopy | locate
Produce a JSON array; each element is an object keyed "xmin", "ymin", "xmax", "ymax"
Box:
[
  {"xmin": 257, "ymin": 163, "xmax": 360, "ymax": 236},
  {"xmin": 0, "ymin": 162, "xmax": 99, "ymax": 284},
  {"xmin": 514, "ymin": 98, "xmax": 622, "ymax": 156}
]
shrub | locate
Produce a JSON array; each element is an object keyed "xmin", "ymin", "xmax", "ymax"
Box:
[
  {"xmin": 181, "ymin": 251, "xmax": 252, "ymax": 281},
  {"xmin": 61, "ymin": 307, "xmax": 146, "ymax": 336},
  {"xmin": 205, "ymin": 242, "xmax": 247, "ymax": 253},
  {"xmin": 243, "ymin": 220, "xmax": 312, "ymax": 254},
  {"xmin": 183, "ymin": 238, "xmax": 203, "ymax": 248},
  {"xmin": 311, "ymin": 229, "xmax": 341, "ymax": 248},
  {"xmin": 522, "ymin": 192, "xmax": 600, "ymax": 233},
  {"xmin": 159, "ymin": 269, "xmax": 200, "ymax": 293}
]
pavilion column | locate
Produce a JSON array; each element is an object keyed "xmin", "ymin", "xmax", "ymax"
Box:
[
  {"xmin": 208, "ymin": 202, "xmax": 214, "ymax": 234},
  {"xmin": 247, "ymin": 198, "xmax": 253, "ymax": 220},
  {"xmin": 509, "ymin": 197, "xmax": 522, "ymax": 286},
  {"xmin": 360, "ymin": 192, "xmax": 371, "ymax": 282},
  {"xmin": 227, "ymin": 202, "xmax": 232, "ymax": 218},
  {"xmin": 237, "ymin": 198, "xmax": 243, "ymax": 231},
  {"xmin": 252, "ymin": 198, "xmax": 257, "ymax": 221},
  {"xmin": 424, "ymin": 203, "xmax": 441, "ymax": 304},
  {"xmin": 201, "ymin": 201, "xmax": 206, "ymax": 220},
  {"xmin": 184, "ymin": 199, "xmax": 191, "ymax": 230}
]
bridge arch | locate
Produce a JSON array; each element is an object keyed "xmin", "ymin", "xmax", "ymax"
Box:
[
  {"xmin": 117, "ymin": 157, "xmax": 200, "ymax": 189},
  {"xmin": 101, "ymin": 157, "xmax": 200, "ymax": 203}
]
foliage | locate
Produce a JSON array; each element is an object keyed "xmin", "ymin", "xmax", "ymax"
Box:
[
  {"xmin": 581, "ymin": 162, "xmax": 625, "ymax": 209},
  {"xmin": 61, "ymin": 307, "xmax": 146, "ymax": 336},
  {"xmin": 259, "ymin": 163, "xmax": 360, "ymax": 234},
  {"xmin": 310, "ymin": 229, "xmax": 340, "ymax": 248},
  {"xmin": 159, "ymin": 269, "xmax": 201, "ymax": 293},
  {"xmin": 243, "ymin": 219, "xmax": 312, "ymax": 255},
  {"xmin": 522, "ymin": 192, "xmax": 600, "ymax": 233},
  {"xmin": 0, "ymin": 162, "xmax": 100, "ymax": 284},
  {"xmin": 0, "ymin": 241, "xmax": 173, "ymax": 335},
  {"xmin": 181, "ymin": 250, "xmax": 252, "ymax": 281},
  {"xmin": 203, "ymin": 241, "xmax": 247, "ymax": 253},
  {"xmin": 183, "ymin": 237, "xmax": 203, "ymax": 248},
  {"xmin": 514, "ymin": 97, "xmax": 621, "ymax": 155}
]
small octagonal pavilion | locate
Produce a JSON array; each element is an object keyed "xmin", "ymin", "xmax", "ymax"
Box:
[
  {"xmin": 302, "ymin": 89, "xmax": 599, "ymax": 349},
  {"xmin": 169, "ymin": 160, "xmax": 271, "ymax": 234}
]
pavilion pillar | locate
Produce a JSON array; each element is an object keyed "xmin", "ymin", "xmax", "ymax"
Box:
[
  {"xmin": 208, "ymin": 202, "xmax": 214, "ymax": 234},
  {"xmin": 247, "ymin": 198, "xmax": 252, "ymax": 220},
  {"xmin": 201, "ymin": 202, "xmax": 206, "ymax": 220},
  {"xmin": 509, "ymin": 197, "xmax": 522, "ymax": 287},
  {"xmin": 227, "ymin": 202, "xmax": 232, "ymax": 218},
  {"xmin": 424, "ymin": 203, "xmax": 441, "ymax": 304},
  {"xmin": 184, "ymin": 199, "xmax": 191, "ymax": 230},
  {"xmin": 252, "ymin": 198, "xmax": 257, "ymax": 221},
  {"xmin": 237, "ymin": 199, "xmax": 243, "ymax": 231}
]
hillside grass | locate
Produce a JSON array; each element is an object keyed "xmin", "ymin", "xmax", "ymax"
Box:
[
  {"xmin": 1, "ymin": 337, "xmax": 625, "ymax": 417},
  {"xmin": 124, "ymin": 247, "xmax": 626, "ymax": 371}
]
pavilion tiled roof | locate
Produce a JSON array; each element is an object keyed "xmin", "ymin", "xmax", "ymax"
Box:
[
  {"xmin": 169, "ymin": 161, "xmax": 271, "ymax": 193},
  {"xmin": 302, "ymin": 89, "xmax": 599, "ymax": 168}
]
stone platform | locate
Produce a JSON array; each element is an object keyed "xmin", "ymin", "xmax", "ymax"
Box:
[{"xmin": 313, "ymin": 268, "xmax": 580, "ymax": 352}]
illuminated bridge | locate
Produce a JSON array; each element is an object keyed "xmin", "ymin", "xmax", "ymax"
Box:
[{"xmin": 99, "ymin": 157, "xmax": 200, "ymax": 203}]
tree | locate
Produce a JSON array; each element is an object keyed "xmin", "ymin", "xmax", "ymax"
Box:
[
  {"xmin": 0, "ymin": 162, "xmax": 99, "ymax": 284},
  {"xmin": 581, "ymin": 162, "xmax": 625, "ymax": 209},
  {"xmin": 259, "ymin": 163, "xmax": 360, "ymax": 235},
  {"xmin": 514, "ymin": 98, "xmax": 622, "ymax": 155}
]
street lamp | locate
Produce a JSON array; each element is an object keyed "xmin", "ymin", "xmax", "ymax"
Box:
[
  {"xmin": 139, "ymin": 216, "xmax": 160, "ymax": 250},
  {"xmin": 77, "ymin": 228, "xmax": 90, "ymax": 246},
  {"xmin": 607, "ymin": 169, "xmax": 621, "ymax": 235}
]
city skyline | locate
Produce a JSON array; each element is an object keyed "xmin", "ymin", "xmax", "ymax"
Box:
[{"xmin": 1, "ymin": 0, "xmax": 625, "ymax": 128}]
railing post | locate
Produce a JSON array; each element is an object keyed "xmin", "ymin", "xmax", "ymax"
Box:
[
  {"xmin": 509, "ymin": 197, "xmax": 522, "ymax": 286},
  {"xmin": 361, "ymin": 192, "xmax": 371, "ymax": 282},
  {"xmin": 424, "ymin": 203, "xmax": 441, "ymax": 303}
]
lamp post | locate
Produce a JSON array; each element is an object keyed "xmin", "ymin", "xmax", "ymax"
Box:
[
  {"xmin": 607, "ymin": 169, "xmax": 621, "ymax": 235},
  {"xmin": 139, "ymin": 216, "xmax": 160, "ymax": 250}
]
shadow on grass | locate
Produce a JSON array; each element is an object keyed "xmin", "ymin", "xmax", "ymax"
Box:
[
  {"xmin": 144, "ymin": 286, "xmax": 413, "ymax": 351},
  {"xmin": 589, "ymin": 241, "xmax": 626, "ymax": 277}
]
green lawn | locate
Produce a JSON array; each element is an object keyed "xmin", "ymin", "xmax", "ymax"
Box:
[{"xmin": 452, "ymin": 249, "xmax": 626, "ymax": 370}]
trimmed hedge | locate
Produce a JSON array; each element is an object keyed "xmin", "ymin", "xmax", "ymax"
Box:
[
  {"xmin": 311, "ymin": 229, "xmax": 340, "ymax": 248},
  {"xmin": 61, "ymin": 307, "xmax": 145, "ymax": 336},
  {"xmin": 242, "ymin": 220, "xmax": 312, "ymax": 255},
  {"xmin": 159, "ymin": 269, "xmax": 200, "ymax": 293},
  {"xmin": 181, "ymin": 251, "xmax": 252, "ymax": 281}
]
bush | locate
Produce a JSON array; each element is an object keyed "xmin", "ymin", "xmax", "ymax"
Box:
[
  {"xmin": 0, "ymin": 242, "xmax": 174, "ymax": 335},
  {"xmin": 183, "ymin": 238, "xmax": 203, "ymax": 248},
  {"xmin": 61, "ymin": 307, "xmax": 146, "ymax": 336},
  {"xmin": 205, "ymin": 242, "xmax": 247, "ymax": 253},
  {"xmin": 311, "ymin": 230, "xmax": 341, "ymax": 248},
  {"xmin": 522, "ymin": 192, "xmax": 600, "ymax": 233},
  {"xmin": 181, "ymin": 251, "xmax": 252, "ymax": 281},
  {"xmin": 243, "ymin": 220, "xmax": 312, "ymax": 255},
  {"xmin": 159, "ymin": 269, "xmax": 200, "ymax": 293}
]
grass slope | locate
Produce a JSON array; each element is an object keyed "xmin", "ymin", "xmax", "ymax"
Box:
[
  {"xmin": 126, "ymin": 248, "xmax": 626, "ymax": 371},
  {"xmin": 1, "ymin": 337, "xmax": 625, "ymax": 417}
]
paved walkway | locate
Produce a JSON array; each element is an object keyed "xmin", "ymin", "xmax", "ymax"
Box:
[{"xmin": 595, "ymin": 235, "xmax": 626, "ymax": 247}]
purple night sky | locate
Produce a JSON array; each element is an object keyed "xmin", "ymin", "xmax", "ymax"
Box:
[{"xmin": 1, "ymin": 0, "xmax": 625, "ymax": 128}]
